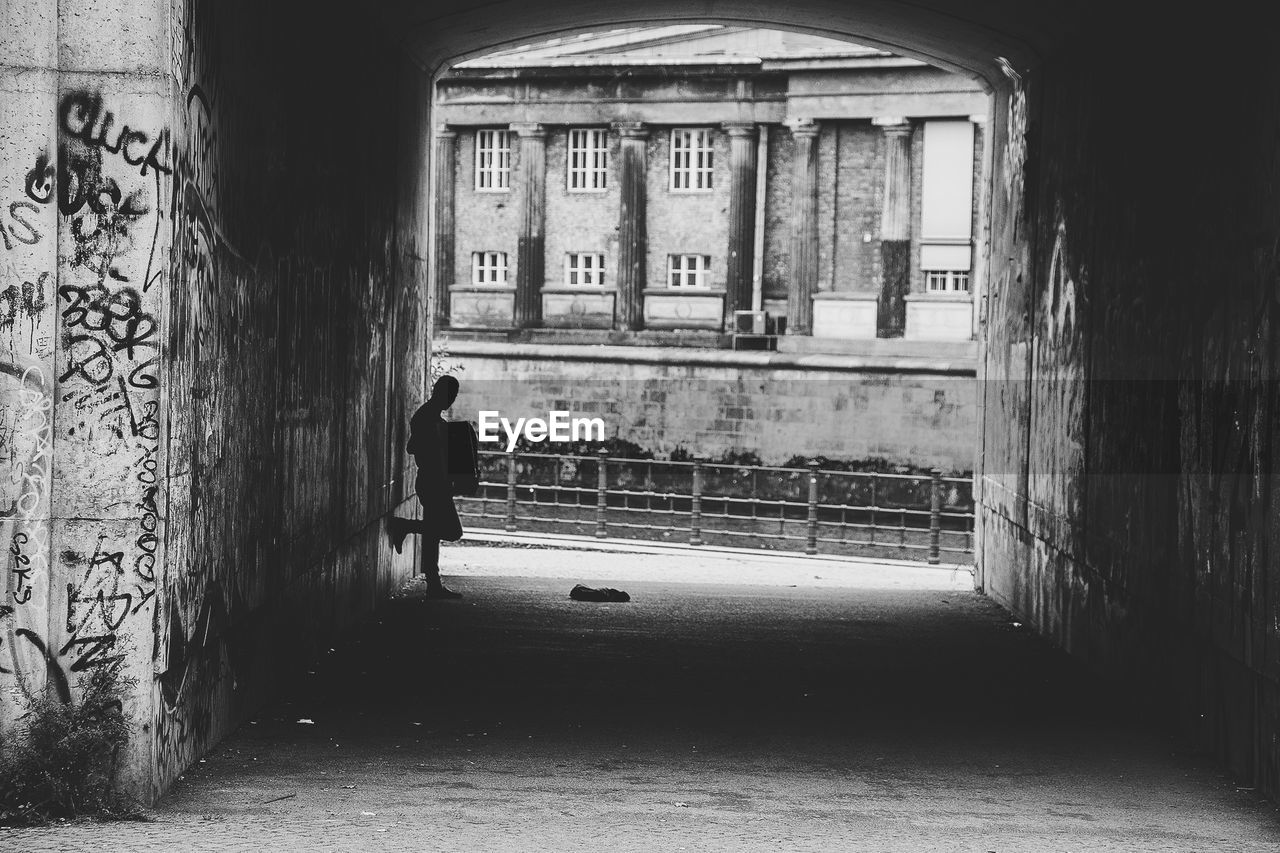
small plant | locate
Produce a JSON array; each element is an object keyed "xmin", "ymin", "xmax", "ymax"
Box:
[
  {"xmin": 0, "ymin": 664, "xmax": 141, "ymax": 825},
  {"xmin": 429, "ymin": 335, "xmax": 466, "ymax": 386},
  {"xmin": 715, "ymin": 449, "xmax": 764, "ymax": 467},
  {"xmin": 668, "ymin": 446, "xmax": 694, "ymax": 463}
]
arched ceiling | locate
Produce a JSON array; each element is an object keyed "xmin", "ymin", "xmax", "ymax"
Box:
[{"xmin": 381, "ymin": 0, "xmax": 1084, "ymax": 88}]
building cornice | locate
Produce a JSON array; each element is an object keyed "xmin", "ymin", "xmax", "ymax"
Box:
[{"xmin": 444, "ymin": 338, "xmax": 977, "ymax": 376}]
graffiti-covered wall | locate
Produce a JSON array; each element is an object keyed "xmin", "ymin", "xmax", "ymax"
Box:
[
  {"xmin": 1, "ymin": 0, "xmax": 63, "ymax": 768},
  {"xmin": 979, "ymin": 20, "xmax": 1280, "ymax": 799},
  {"xmin": 0, "ymin": 0, "xmax": 428, "ymax": 800},
  {"xmin": 1, "ymin": 0, "xmax": 173, "ymax": 796}
]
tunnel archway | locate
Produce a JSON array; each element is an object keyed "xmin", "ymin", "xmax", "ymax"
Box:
[
  {"xmin": 394, "ymin": 0, "xmax": 1060, "ymax": 84},
  {"xmin": 425, "ymin": 18, "xmax": 991, "ymax": 556},
  {"xmin": 397, "ymin": 0, "xmax": 1030, "ymax": 620},
  {"xmin": 2, "ymin": 0, "xmax": 1277, "ymax": 811},
  {"xmin": 394, "ymin": 0, "xmax": 1280, "ymax": 805}
]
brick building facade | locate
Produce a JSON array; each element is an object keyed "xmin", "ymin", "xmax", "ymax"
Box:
[
  {"xmin": 436, "ymin": 26, "xmax": 986, "ymax": 342},
  {"xmin": 432, "ymin": 27, "xmax": 988, "ymax": 470}
]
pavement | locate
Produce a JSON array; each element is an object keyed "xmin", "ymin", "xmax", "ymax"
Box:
[{"xmin": 5, "ymin": 543, "xmax": 1279, "ymax": 851}]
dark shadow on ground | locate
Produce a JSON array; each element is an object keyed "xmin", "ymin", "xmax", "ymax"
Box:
[
  {"xmin": 16, "ymin": 568, "xmax": 1277, "ymax": 850},
  {"xmin": 285, "ymin": 576, "xmax": 1090, "ymax": 738}
]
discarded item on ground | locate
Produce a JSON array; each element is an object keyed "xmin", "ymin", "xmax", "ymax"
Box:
[{"xmin": 569, "ymin": 584, "xmax": 630, "ymax": 602}]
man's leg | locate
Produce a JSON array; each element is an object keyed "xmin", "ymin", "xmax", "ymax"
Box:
[
  {"xmin": 421, "ymin": 537, "xmax": 461, "ymax": 598},
  {"xmin": 420, "ymin": 537, "xmax": 439, "ymax": 580},
  {"xmin": 388, "ymin": 516, "xmax": 429, "ymax": 554}
]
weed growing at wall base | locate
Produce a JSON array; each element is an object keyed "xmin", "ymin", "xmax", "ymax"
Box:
[{"xmin": 0, "ymin": 665, "xmax": 143, "ymax": 826}]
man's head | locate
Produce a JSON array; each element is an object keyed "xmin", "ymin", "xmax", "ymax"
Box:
[{"xmin": 428, "ymin": 374, "xmax": 460, "ymax": 411}]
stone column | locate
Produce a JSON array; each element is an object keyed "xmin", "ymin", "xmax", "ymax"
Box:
[
  {"xmin": 432, "ymin": 127, "xmax": 457, "ymax": 329},
  {"xmin": 512, "ymin": 123, "xmax": 547, "ymax": 329},
  {"xmin": 787, "ymin": 119, "xmax": 820, "ymax": 335},
  {"xmin": 614, "ymin": 122, "xmax": 649, "ymax": 331},
  {"xmin": 723, "ymin": 121, "xmax": 758, "ymax": 327},
  {"xmin": 874, "ymin": 117, "xmax": 913, "ymax": 337}
]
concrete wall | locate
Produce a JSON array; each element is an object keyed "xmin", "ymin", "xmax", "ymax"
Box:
[
  {"xmin": 978, "ymin": 17, "xmax": 1280, "ymax": 799},
  {"xmin": 1, "ymin": 0, "xmax": 175, "ymax": 800},
  {"xmin": 0, "ymin": 0, "xmax": 427, "ymax": 800},
  {"xmin": 445, "ymin": 342, "xmax": 976, "ymax": 471},
  {"xmin": 1, "ymin": 0, "xmax": 68, "ymax": 772}
]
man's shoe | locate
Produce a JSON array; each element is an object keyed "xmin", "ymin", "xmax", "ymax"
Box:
[
  {"xmin": 387, "ymin": 517, "xmax": 408, "ymax": 555},
  {"xmin": 424, "ymin": 584, "xmax": 462, "ymax": 599}
]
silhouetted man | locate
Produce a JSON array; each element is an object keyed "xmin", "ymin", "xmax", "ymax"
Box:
[{"xmin": 388, "ymin": 375, "xmax": 464, "ymax": 599}]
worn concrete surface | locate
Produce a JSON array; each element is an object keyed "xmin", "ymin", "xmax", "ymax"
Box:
[
  {"xmin": 6, "ymin": 545, "xmax": 1278, "ymax": 851},
  {"xmin": 0, "ymin": 0, "xmax": 430, "ymax": 799}
]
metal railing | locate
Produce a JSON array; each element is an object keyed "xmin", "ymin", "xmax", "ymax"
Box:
[{"xmin": 457, "ymin": 449, "xmax": 975, "ymax": 564}]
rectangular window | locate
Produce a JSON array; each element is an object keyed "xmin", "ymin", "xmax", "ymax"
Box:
[
  {"xmin": 565, "ymin": 253, "xmax": 606, "ymax": 286},
  {"xmin": 668, "ymin": 254, "xmax": 711, "ymax": 288},
  {"xmin": 920, "ymin": 120, "xmax": 975, "ymax": 292},
  {"xmin": 472, "ymin": 251, "xmax": 508, "ymax": 285},
  {"xmin": 670, "ymin": 128, "xmax": 714, "ymax": 191},
  {"xmin": 475, "ymin": 129, "xmax": 511, "ymax": 191},
  {"xmin": 568, "ymin": 129, "xmax": 608, "ymax": 191},
  {"xmin": 926, "ymin": 270, "xmax": 971, "ymax": 292},
  {"xmin": 921, "ymin": 121, "xmax": 975, "ymax": 239}
]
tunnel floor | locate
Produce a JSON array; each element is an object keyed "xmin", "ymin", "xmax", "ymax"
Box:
[{"xmin": 10, "ymin": 545, "xmax": 1280, "ymax": 851}]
